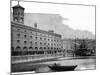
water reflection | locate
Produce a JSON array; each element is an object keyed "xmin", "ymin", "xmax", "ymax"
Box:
[
  {"xmin": 35, "ymin": 58, "xmax": 96, "ymax": 73},
  {"xmin": 35, "ymin": 65, "xmax": 52, "ymax": 73}
]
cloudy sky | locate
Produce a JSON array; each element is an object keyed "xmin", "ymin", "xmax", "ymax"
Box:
[{"xmin": 11, "ymin": 0, "xmax": 95, "ymax": 34}]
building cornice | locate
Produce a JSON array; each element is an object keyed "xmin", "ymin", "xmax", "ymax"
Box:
[{"xmin": 11, "ymin": 21, "xmax": 61, "ymax": 37}]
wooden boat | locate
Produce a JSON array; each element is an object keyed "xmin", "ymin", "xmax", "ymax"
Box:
[{"xmin": 48, "ymin": 63, "xmax": 77, "ymax": 71}]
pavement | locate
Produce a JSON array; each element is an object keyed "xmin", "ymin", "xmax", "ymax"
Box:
[
  {"xmin": 12, "ymin": 55, "xmax": 62, "ymax": 64},
  {"xmin": 12, "ymin": 55, "xmax": 96, "ymax": 64}
]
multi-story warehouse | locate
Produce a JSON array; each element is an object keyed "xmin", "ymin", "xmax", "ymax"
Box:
[{"xmin": 11, "ymin": 3, "xmax": 63, "ymax": 58}]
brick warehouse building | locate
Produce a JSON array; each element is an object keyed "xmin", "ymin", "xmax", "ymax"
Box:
[{"xmin": 11, "ymin": 3, "xmax": 63, "ymax": 59}]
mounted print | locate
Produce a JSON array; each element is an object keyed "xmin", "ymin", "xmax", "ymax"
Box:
[{"xmin": 11, "ymin": 0, "xmax": 96, "ymax": 74}]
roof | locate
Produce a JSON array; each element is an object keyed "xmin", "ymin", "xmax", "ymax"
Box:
[
  {"xmin": 11, "ymin": 22, "xmax": 62, "ymax": 38},
  {"xmin": 12, "ymin": 4, "xmax": 24, "ymax": 9}
]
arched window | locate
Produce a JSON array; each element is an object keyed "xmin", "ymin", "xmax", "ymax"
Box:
[
  {"xmin": 35, "ymin": 47, "xmax": 38, "ymax": 50},
  {"xmin": 44, "ymin": 47, "xmax": 46, "ymax": 49},
  {"xmin": 55, "ymin": 51, "xmax": 57, "ymax": 53},
  {"xmin": 54, "ymin": 48, "xmax": 56, "ymax": 49},
  {"xmin": 15, "ymin": 46, "xmax": 21, "ymax": 51},
  {"xmin": 30, "ymin": 36, "xmax": 32, "ymax": 38},
  {"xmin": 40, "ymin": 42, "xmax": 42, "ymax": 45},
  {"xmin": 40, "ymin": 47, "xmax": 42, "ymax": 49},
  {"xmin": 30, "ymin": 41, "xmax": 32, "ymax": 45},
  {"xmin": 17, "ymin": 40, "xmax": 20, "ymax": 43},
  {"xmin": 35, "ymin": 42, "xmax": 37, "ymax": 45},
  {"xmin": 24, "ymin": 35, "xmax": 27, "ymax": 38},
  {"xmin": 44, "ymin": 43, "xmax": 46, "ymax": 45},
  {"xmin": 24, "ymin": 41, "xmax": 27, "ymax": 44},
  {"xmin": 35, "ymin": 37, "xmax": 38, "ymax": 40},
  {"xmin": 11, "ymin": 47, "xmax": 14, "ymax": 51},
  {"xmin": 40, "ymin": 37, "xmax": 42, "ymax": 40},
  {"xmin": 17, "ymin": 33, "xmax": 20, "ymax": 37},
  {"xmin": 29, "ymin": 47, "xmax": 33, "ymax": 51},
  {"xmin": 23, "ymin": 47, "xmax": 28, "ymax": 51}
]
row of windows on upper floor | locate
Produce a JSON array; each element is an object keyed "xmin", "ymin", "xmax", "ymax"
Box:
[
  {"xmin": 12, "ymin": 27, "xmax": 60, "ymax": 39},
  {"xmin": 13, "ymin": 33, "xmax": 61, "ymax": 42},
  {"xmin": 12, "ymin": 40, "xmax": 62, "ymax": 46}
]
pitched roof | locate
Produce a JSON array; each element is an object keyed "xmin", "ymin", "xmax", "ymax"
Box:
[{"xmin": 12, "ymin": 4, "xmax": 24, "ymax": 9}]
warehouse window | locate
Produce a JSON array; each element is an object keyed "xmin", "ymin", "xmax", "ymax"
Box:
[
  {"xmin": 48, "ymin": 43, "xmax": 50, "ymax": 45},
  {"xmin": 17, "ymin": 29, "xmax": 20, "ymax": 31},
  {"xmin": 30, "ymin": 36, "xmax": 32, "ymax": 38},
  {"xmin": 17, "ymin": 40, "xmax": 20, "ymax": 43},
  {"xmin": 51, "ymin": 43, "xmax": 53, "ymax": 45},
  {"xmin": 17, "ymin": 33, "xmax": 20, "ymax": 37},
  {"xmin": 11, "ymin": 47, "xmax": 14, "ymax": 51},
  {"xmin": 40, "ymin": 47, "xmax": 42, "ymax": 49},
  {"xmin": 29, "ymin": 47, "xmax": 33, "ymax": 50},
  {"xmin": 35, "ymin": 42, "xmax": 37, "ymax": 45},
  {"xmin": 35, "ymin": 47, "xmax": 38, "ymax": 49},
  {"xmin": 30, "ymin": 41, "xmax": 32, "ymax": 45},
  {"xmin": 24, "ymin": 41, "xmax": 27, "ymax": 44},
  {"xmin": 24, "ymin": 35, "xmax": 27, "ymax": 38},
  {"xmin": 35, "ymin": 37, "xmax": 37, "ymax": 40},
  {"xmin": 44, "ymin": 47, "xmax": 46, "ymax": 49},
  {"xmin": 40, "ymin": 37, "xmax": 42, "ymax": 40},
  {"xmin": 15, "ymin": 46, "xmax": 21, "ymax": 51},
  {"xmin": 40, "ymin": 42, "xmax": 42, "ymax": 45},
  {"xmin": 23, "ymin": 47, "xmax": 28, "ymax": 51},
  {"xmin": 51, "ymin": 40, "xmax": 53, "ymax": 41},
  {"xmin": 44, "ymin": 43, "xmax": 46, "ymax": 45}
]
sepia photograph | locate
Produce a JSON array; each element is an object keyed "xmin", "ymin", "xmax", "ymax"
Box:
[{"xmin": 11, "ymin": 0, "xmax": 96, "ymax": 74}]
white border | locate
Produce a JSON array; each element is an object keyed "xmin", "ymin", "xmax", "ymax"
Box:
[{"xmin": 0, "ymin": 0, "xmax": 99, "ymax": 75}]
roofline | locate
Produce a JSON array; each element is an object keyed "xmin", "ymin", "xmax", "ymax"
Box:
[
  {"xmin": 12, "ymin": 4, "xmax": 25, "ymax": 9},
  {"xmin": 11, "ymin": 22, "xmax": 62, "ymax": 38}
]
